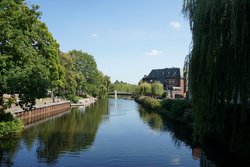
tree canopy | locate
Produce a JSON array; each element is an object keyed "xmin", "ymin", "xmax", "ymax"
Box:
[
  {"xmin": 136, "ymin": 82, "xmax": 151, "ymax": 95},
  {"xmin": 59, "ymin": 51, "xmax": 78, "ymax": 94},
  {"xmin": 0, "ymin": 0, "xmax": 64, "ymax": 111},
  {"xmin": 151, "ymin": 81, "xmax": 164, "ymax": 97},
  {"xmin": 109, "ymin": 81, "xmax": 137, "ymax": 93},
  {"xmin": 69, "ymin": 50, "xmax": 99, "ymax": 96},
  {"xmin": 182, "ymin": 0, "xmax": 250, "ymax": 146}
]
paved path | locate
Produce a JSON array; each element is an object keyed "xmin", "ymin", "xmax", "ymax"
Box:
[{"xmin": 7, "ymin": 99, "xmax": 66, "ymax": 112}]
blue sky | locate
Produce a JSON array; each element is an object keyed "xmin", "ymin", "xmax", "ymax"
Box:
[{"xmin": 28, "ymin": 0, "xmax": 192, "ymax": 84}]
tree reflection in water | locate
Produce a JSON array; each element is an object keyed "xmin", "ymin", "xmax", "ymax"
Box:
[
  {"xmin": 138, "ymin": 105, "xmax": 250, "ymax": 167},
  {"xmin": 0, "ymin": 99, "xmax": 109, "ymax": 165},
  {"xmin": 0, "ymin": 138, "xmax": 20, "ymax": 166},
  {"xmin": 138, "ymin": 106, "xmax": 163, "ymax": 132},
  {"xmin": 1, "ymin": 100, "xmax": 250, "ymax": 166}
]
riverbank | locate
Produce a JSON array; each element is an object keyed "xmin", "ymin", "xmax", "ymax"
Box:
[
  {"xmin": 134, "ymin": 95, "xmax": 250, "ymax": 157},
  {"xmin": 0, "ymin": 96, "xmax": 97, "ymax": 139},
  {"xmin": 134, "ymin": 95, "xmax": 193, "ymax": 126}
]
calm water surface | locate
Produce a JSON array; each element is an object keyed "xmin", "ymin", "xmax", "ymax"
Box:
[{"xmin": 0, "ymin": 99, "xmax": 248, "ymax": 166}]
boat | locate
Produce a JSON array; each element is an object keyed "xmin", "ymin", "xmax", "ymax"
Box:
[{"xmin": 123, "ymin": 97, "xmax": 134, "ymax": 100}]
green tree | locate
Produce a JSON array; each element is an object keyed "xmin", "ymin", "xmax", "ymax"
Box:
[
  {"xmin": 103, "ymin": 75, "xmax": 111, "ymax": 92},
  {"xmin": 59, "ymin": 52, "xmax": 77, "ymax": 94},
  {"xmin": 109, "ymin": 81, "xmax": 137, "ymax": 93},
  {"xmin": 138, "ymin": 79, "xmax": 143, "ymax": 85},
  {"xmin": 151, "ymin": 81, "xmax": 164, "ymax": 97},
  {"xmin": 0, "ymin": 0, "xmax": 63, "ymax": 111},
  {"xmin": 182, "ymin": 0, "xmax": 250, "ymax": 146},
  {"xmin": 97, "ymin": 71, "xmax": 111, "ymax": 99},
  {"xmin": 69, "ymin": 50, "xmax": 99, "ymax": 96},
  {"xmin": 139, "ymin": 82, "xmax": 151, "ymax": 95},
  {"xmin": 75, "ymin": 72, "xmax": 86, "ymax": 95}
]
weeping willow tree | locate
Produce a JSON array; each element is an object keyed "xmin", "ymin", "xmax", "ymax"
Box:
[
  {"xmin": 138, "ymin": 82, "xmax": 151, "ymax": 95},
  {"xmin": 99, "ymin": 85, "xmax": 107, "ymax": 99},
  {"xmin": 97, "ymin": 71, "xmax": 111, "ymax": 99},
  {"xmin": 151, "ymin": 81, "xmax": 164, "ymax": 98},
  {"xmin": 182, "ymin": 0, "xmax": 250, "ymax": 147}
]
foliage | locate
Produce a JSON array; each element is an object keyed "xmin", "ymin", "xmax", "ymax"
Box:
[
  {"xmin": 161, "ymin": 99, "xmax": 192, "ymax": 124},
  {"xmin": 59, "ymin": 50, "xmax": 111, "ymax": 98},
  {"xmin": 109, "ymin": 81, "xmax": 137, "ymax": 93},
  {"xmin": 134, "ymin": 95, "xmax": 160, "ymax": 110},
  {"xmin": 0, "ymin": 111, "xmax": 14, "ymax": 122},
  {"xmin": 59, "ymin": 52, "xmax": 78, "ymax": 94},
  {"xmin": 98, "ymin": 85, "xmax": 107, "ymax": 99},
  {"xmin": 69, "ymin": 50, "xmax": 99, "ymax": 96},
  {"xmin": 151, "ymin": 81, "xmax": 164, "ymax": 97},
  {"xmin": 0, "ymin": 119, "xmax": 24, "ymax": 139},
  {"xmin": 0, "ymin": 0, "xmax": 64, "ymax": 111},
  {"xmin": 134, "ymin": 95, "xmax": 192, "ymax": 125},
  {"xmin": 137, "ymin": 82, "xmax": 151, "ymax": 95},
  {"xmin": 138, "ymin": 79, "xmax": 143, "ymax": 85},
  {"xmin": 97, "ymin": 71, "xmax": 110, "ymax": 99},
  {"xmin": 79, "ymin": 94, "xmax": 87, "ymax": 98},
  {"xmin": 103, "ymin": 75, "xmax": 111, "ymax": 95},
  {"xmin": 61, "ymin": 93, "xmax": 78, "ymax": 103},
  {"xmin": 182, "ymin": 0, "xmax": 250, "ymax": 145}
]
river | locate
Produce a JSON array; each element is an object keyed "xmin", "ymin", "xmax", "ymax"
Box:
[{"xmin": 0, "ymin": 98, "xmax": 249, "ymax": 166}]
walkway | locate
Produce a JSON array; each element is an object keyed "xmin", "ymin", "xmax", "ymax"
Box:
[{"xmin": 7, "ymin": 99, "xmax": 66, "ymax": 112}]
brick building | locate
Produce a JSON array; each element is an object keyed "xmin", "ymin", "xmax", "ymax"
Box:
[{"xmin": 142, "ymin": 68, "xmax": 188, "ymax": 98}]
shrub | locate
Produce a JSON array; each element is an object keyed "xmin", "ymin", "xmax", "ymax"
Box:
[
  {"xmin": 161, "ymin": 99, "xmax": 192, "ymax": 124},
  {"xmin": 79, "ymin": 94, "xmax": 87, "ymax": 98},
  {"xmin": 134, "ymin": 95, "xmax": 160, "ymax": 110},
  {"xmin": 61, "ymin": 93, "xmax": 78, "ymax": 103},
  {"xmin": 0, "ymin": 119, "xmax": 24, "ymax": 139},
  {"xmin": 0, "ymin": 112, "xmax": 14, "ymax": 122}
]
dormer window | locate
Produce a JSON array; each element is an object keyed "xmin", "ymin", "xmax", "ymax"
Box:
[
  {"xmin": 166, "ymin": 72, "xmax": 170, "ymax": 76},
  {"xmin": 173, "ymin": 72, "xmax": 176, "ymax": 76},
  {"xmin": 160, "ymin": 72, "xmax": 164, "ymax": 77}
]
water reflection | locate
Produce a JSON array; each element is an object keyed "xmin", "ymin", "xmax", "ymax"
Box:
[
  {"xmin": 138, "ymin": 106, "xmax": 163, "ymax": 132},
  {"xmin": 0, "ymin": 99, "xmax": 109, "ymax": 165},
  {"xmin": 0, "ymin": 138, "xmax": 20, "ymax": 166},
  {"xmin": 137, "ymin": 105, "xmax": 250, "ymax": 167},
  {"xmin": 1, "ymin": 99, "xmax": 250, "ymax": 166}
]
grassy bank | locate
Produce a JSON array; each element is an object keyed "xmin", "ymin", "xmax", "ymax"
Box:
[
  {"xmin": 134, "ymin": 95, "xmax": 193, "ymax": 126},
  {"xmin": 134, "ymin": 95, "xmax": 161, "ymax": 110}
]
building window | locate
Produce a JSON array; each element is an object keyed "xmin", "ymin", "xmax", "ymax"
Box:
[
  {"xmin": 169, "ymin": 80, "xmax": 172, "ymax": 84},
  {"xmin": 166, "ymin": 79, "xmax": 169, "ymax": 84},
  {"xmin": 173, "ymin": 80, "xmax": 175, "ymax": 84},
  {"xmin": 173, "ymin": 72, "xmax": 176, "ymax": 76}
]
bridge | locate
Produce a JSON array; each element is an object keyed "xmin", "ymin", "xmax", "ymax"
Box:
[{"xmin": 108, "ymin": 92, "xmax": 135, "ymax": 96}]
